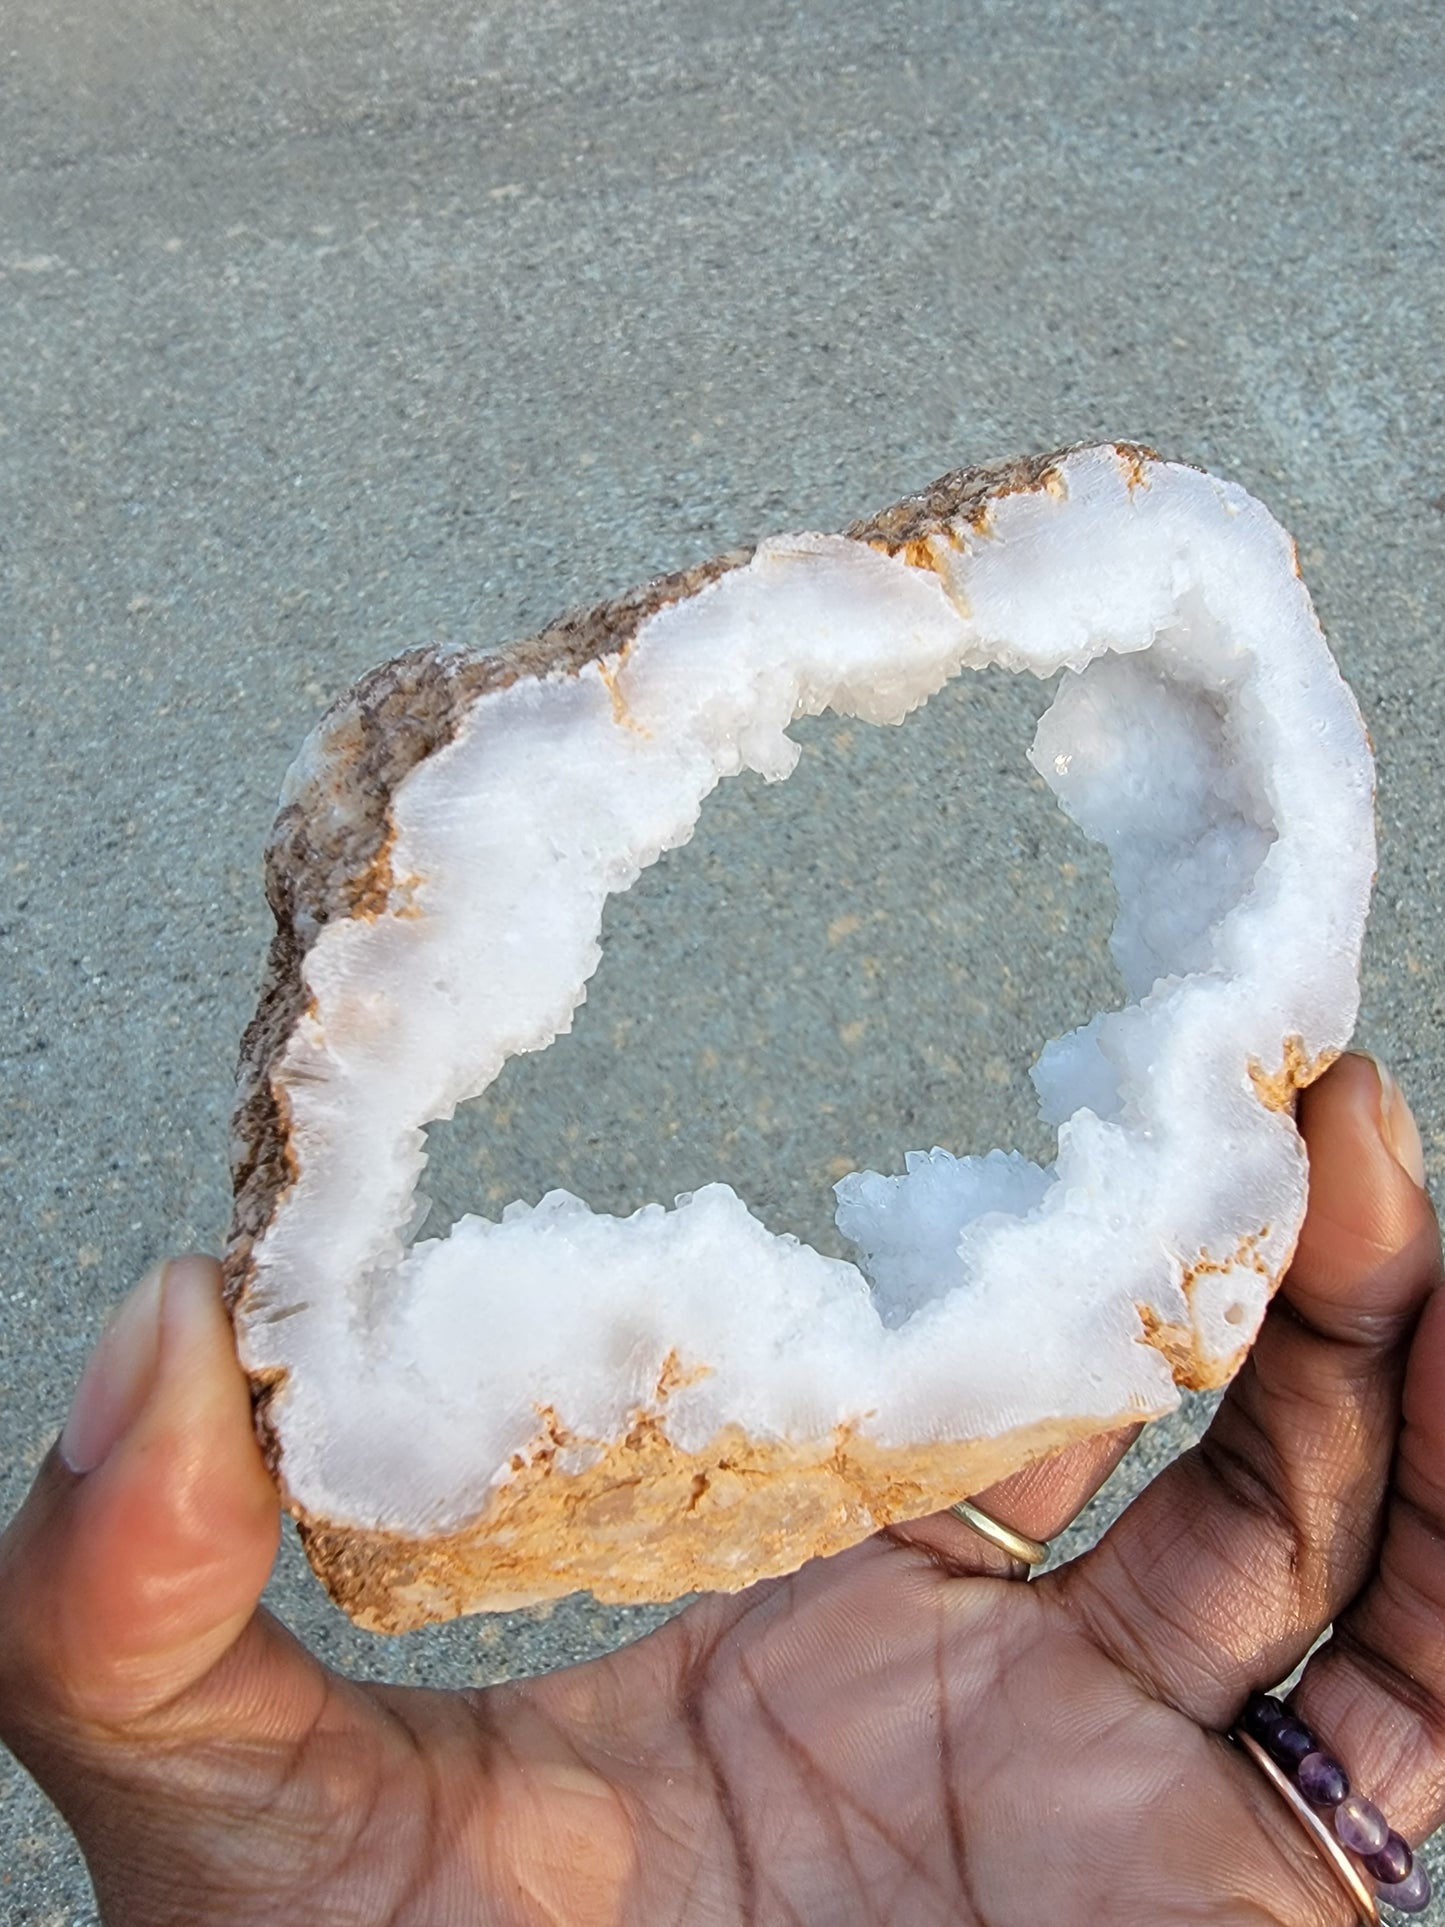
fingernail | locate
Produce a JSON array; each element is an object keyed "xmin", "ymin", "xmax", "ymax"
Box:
[
  {"xmin": 59, "ymin": 1263, "xmax": 167, "ymax": 1474},
  {"xmin": 1368, "ymin": 1056, "xmax": 1427, "ymax": 1190},
  {"xmin": 156, "ymin": 1253, "xmax": 224, "ymax": 1353}
]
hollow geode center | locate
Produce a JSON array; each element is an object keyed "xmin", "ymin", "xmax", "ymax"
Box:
[{"xmin": 227, "ymin": 445, "xmax": 1374, "ymax": 1630}]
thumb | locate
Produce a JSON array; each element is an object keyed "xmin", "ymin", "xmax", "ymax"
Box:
[{"xmin": 0, "ymin": 1254, "xmax": 280, "ymax": 1742}]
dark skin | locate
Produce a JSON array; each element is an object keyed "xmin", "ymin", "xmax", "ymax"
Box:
[{"xmin": 2, "ymin": 1054, "xmax": 1444, "ymax": 1924}]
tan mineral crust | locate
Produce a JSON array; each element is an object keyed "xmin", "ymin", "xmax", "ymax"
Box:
[
  {"xmin": 300, "ymin": 1411, "xmax": 1115, "ymax": 1633},
  {"xmin": 226, "ymin": 443, "xmax": 1373, "ymax": 1631}
]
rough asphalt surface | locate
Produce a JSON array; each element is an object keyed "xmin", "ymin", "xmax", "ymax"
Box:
[{"xmin": 3, "ymin": 0, "xmax": 1443, "ymax": 1917}]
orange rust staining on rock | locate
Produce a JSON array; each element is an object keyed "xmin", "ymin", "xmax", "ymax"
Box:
[
  {"xmin": 346, "ymin": 824, "xmax": 397, "ymax": 921},
  {"xmin": 387, "ymin": 871, "xmax": 427, "ymax": 920},
  {"xmin": 652, "ymin": 1347, "xmax": 711, "ymax": 1403},
  {"xmin": 891, "ymin": 524, "xmax": 966, "ymax": 573},
  {"xmin": 1114, "ymin": 443, "xmax": 1158, "ymax": 492},
  {"xmin": 596, "ymin": 647, "xmax": 650, "ymax": 736},
  {"xmin": 1136, "ymin": 1230, "xmax": 1279, "ymax": 1392},
  {"xmin": 1249, "ymin": 1035, "xmax": 1340, "ymax": 1112},
  {"xmin": 1134, "ymin": 1300, "xmax": 1250, "ymax": 1392},
  {"xmin": 877, "ymin": 527, "xmax": 975, "ymax": 618},
  {"xmin": 1182, "ymin": 1230, "xmax": 1273, "ymax": 1289},
  {"xmin": 292, "ymin": 1405, "xmax": 1127, "ymax": 1631},
  {"xmin": 900, "ymin": 534, "xmax": 941, "ymax": 571},
  {"xmin": 242, "ymin": 1362, "xmax": 294, "ymax": 1490},
  {"xmin": 532, "ymin": 1404, "xmax": 577, "ymax": 1454},
  {"xmin": 506, "ymin": 1353, "xmax": 710, "ymax": 1479},
  {"xmin": 1133, "ymin": 1302, "xmax": 1205, "ymax": 1385},
  {"xmin": 276, "ymin": 1083, "xmax": 301, "ymax": 1192}
]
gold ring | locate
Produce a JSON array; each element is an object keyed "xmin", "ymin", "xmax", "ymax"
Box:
[
  {"xmin": 1233, "ymin": 1732, "xmax": 1379, "ymax": 1926},
  {"xmin": 948, "ymin": 1499, "xmax": 1050, "ymax": 1568}
]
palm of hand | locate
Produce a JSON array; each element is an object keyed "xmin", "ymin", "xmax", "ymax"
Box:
[
  {"xmin": 3, "ymin": 1057, "xmax": 1443, "ymax": 1927},
  {"xmin": 52, "ymin": 1523, "xmax": 1387, "ymax": 1925}
]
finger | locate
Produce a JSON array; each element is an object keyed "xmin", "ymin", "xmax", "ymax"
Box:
[
  {"xmin": 1289, "ymin": 1272, "xmax": 1445, "ymax": 1848},
  {"xmin": 0, "ymin": 1256, "xmax": 282, "ymax": 1744},
  {"xmin": 0, "ymin": 1260, "xmax": 461, "ymax": 1923},
  {"xmin": 886, "ymin": 1424, "xmax": 1141, "ymax": 1577},
  {"xmin": 1057, "ymin": 1053, "xmax": 1442, "ymax": 1725}
]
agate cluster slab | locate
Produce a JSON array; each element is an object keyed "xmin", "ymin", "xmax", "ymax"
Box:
[{"xmin": 226, "ymin": 444, "xmax": 1374, "ymax": 1630}]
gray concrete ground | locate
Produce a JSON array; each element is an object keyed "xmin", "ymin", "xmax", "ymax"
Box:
[{"xmin": 2, "ymin": 0, "xmax": 1443, "ymax": 1917}]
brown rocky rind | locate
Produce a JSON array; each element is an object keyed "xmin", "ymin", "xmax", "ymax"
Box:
[
  {"xmin": 225, "ymin": 441, "xmax": 1257, "ymax": 1629},
  {"xmin": 295, "ymin": 1407, "xmax": 1128, "ymax": 1633}
]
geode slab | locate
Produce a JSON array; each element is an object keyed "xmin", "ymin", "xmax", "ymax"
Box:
[{"xmin": 226, "ymin": 444, "xmax": 1374, "ymax": 1631}]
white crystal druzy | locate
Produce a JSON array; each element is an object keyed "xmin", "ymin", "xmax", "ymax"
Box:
[{"xmin": 233, "ymin": 447, "xmax": 1374, "ymax": 1560}]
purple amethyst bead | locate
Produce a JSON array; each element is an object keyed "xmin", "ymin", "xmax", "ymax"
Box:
[
  {"xmin": 1336, "ymin": 1794, "xmax": 1390, "ymax": 1856},
  {"xmin": 1364, "ymin": 1832, "xmax": 1414, "ymax": 1887},
  {"xmin": 1297, "ymin": 1750, "xmax": 1350, "ymax": 1808},
  {"xmin": 1241, "ymin": 1692, "xmax": 1287, "ymax": 1742},
  {"xmin": 1375, "ymin": 1860, "xmax": 1432, "ymax": 1914},
  {"xmin": 1264, "ymin": 1717, "xmax": 1318, "ymax": 1771}
]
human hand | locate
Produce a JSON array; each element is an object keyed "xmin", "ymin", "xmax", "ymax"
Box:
[{"xmin": 2, "ymin": 1053, "xmax": 1441, "ymax": 1925}]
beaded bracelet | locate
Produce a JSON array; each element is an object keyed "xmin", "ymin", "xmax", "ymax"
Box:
[{"xmin": 1237, "ymin": 1693, "xmax": 1432, "ymax": 1917}]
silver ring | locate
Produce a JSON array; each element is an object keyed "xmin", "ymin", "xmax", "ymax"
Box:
[
  {"xmin": 1233, "ymin": 1731, "xmax": 1379, "ymax": 1926},
  {"xmin": 948, "ymin": 1499, "xmax": 1050, "ymax": 1568}
]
